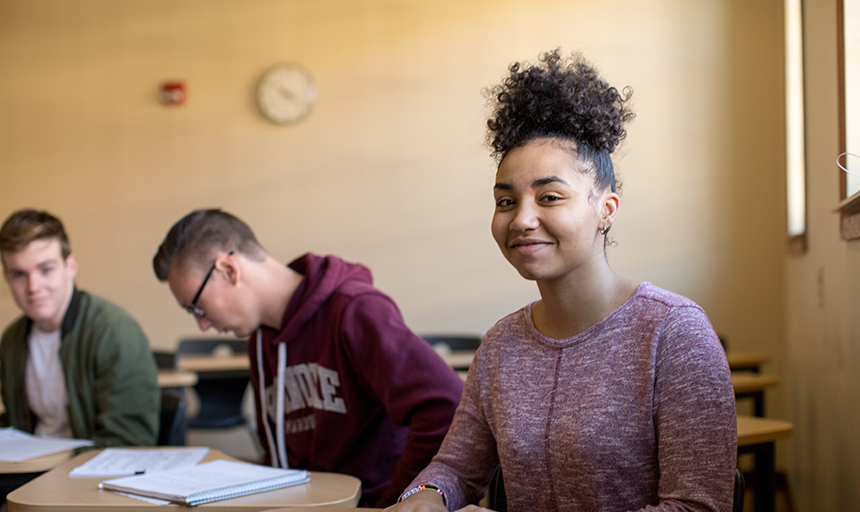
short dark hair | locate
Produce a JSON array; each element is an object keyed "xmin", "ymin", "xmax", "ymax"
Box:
[
  {"xmin": 485, "ymin": 49, "xmax": 634, "ymax": 192},
  {"xmin": 153, "ymin": 209, "xmax": 265, "ymax": 281},
  {"xmin": 0, "ymin": 209, "xmax": 72, "ymax": 264}
]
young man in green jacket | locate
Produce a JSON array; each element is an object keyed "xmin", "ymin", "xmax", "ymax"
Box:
[{"xmin": 0, "ymin": 210, "xmax": 159, "ymax": 447}]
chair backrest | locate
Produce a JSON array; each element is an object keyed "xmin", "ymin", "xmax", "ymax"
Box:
[
  {"xmin": 421, "ymin": 335, "xmax": 481, "ymax": 353},
  {"xmin": 733, "ymin": 468, "xmax": 745, "ymax": 512},
  {"xmin": 152, "ymin": 351, "xmax": 176, "ymax": 370},
  {"xmin": 176, "ymin": 337, "xmax": 250, "ymax": 430},
  {"xmin": 486, "ymin": 465, "xmax": 506, "ymax": 512},
  {"xmin": 177, "ymin": 338, "xmax": 247, "ymax": 357},
  {"xmin": 158, "ymin": 391, "xmax": 187, "ymax": 446}
]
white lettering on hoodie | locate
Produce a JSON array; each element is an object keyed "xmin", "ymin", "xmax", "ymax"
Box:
[{"xmin": 265, "ymin": 363, "xmax": 348, "ymax": 423}]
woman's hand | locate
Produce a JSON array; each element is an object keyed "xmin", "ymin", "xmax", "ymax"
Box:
[{"xmin": 382, "ymin": 490, "xmax": 495, "ymax": 512}]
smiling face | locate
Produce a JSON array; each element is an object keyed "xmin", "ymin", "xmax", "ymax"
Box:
[
  {"xmin": 2, "ymin": 238, "xmax": 77, "ymax": 332},
  {"xmin": 167, "ymin": 254, "xmax": 260, "ymax": 339},
  {"xmin": 491, "ymin": 139, "xmax": 619, "ymax": 284}
]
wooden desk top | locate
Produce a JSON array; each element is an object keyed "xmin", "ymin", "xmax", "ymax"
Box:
[
  {"xmin": 7, "ymin": 448, "xmax": 361, "ymax": 512},
  {"xmin": 176, "ymin": 355, "xmax": 249, "ymax": 372},
  {"xmin": 263, "ymin": 509, "xmax": 380, "ymax": 512},
  {"xmin": 0, "ymin": 450, "xmax": 75, "ymax": 475},
  {"xmin": 156, "ymin": 370, "xmax": 198, "ymax": 388},
  {"xmin": 725, "ymin": 352, "xmax": 770, "ymax": 370},
  {"xmin": 736, "ymin": 415, "xmax": 793, "ymax": 447},
  {"xmin": 731, "ymin": 374, "xmax": 779, "ymax": 394}
]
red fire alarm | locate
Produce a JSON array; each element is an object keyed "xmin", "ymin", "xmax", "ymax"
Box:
[{"xmin": 159, "ymin": 82, "xmax": 187, "ymax": 105}]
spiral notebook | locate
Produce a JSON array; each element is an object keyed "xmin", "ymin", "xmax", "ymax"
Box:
[{"xmin": 99, "ymin": 459, "xmax": 310, "ymax": 506}]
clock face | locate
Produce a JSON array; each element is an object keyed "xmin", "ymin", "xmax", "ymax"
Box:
[{"xmin": 256, "ymin": 64, "xmax": 317, "ymax": 125}]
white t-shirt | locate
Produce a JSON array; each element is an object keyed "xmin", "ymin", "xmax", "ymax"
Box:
[{"xmin": 25, "ymin": 326, "xmax": 73, "ymax": 438}]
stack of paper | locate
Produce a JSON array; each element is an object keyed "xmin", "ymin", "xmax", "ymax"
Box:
[
  {"xmin": 0, "ymin": 427, "xmax": 93, "ymax": 462},
  {"xmin": 99, "ymin": 459, "xmax": 311, "ymax": 506},
  {"xmin": 69, "ymin": 447, "xmax": 210, "ymax": 477}
]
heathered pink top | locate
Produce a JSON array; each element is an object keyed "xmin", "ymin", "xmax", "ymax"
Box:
[{"xmin": 410, "ymin": 282, "xmax": 737, "ymax": 512}]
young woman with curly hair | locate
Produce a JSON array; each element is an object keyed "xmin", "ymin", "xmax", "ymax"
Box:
[{"xmin": 385, "ymin": 50, "xmax": 737, "ymax": 512}]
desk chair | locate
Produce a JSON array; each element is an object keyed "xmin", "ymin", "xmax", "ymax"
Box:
[
  {"xmin": 158, "ymin": 391, "xmax": 187, "ymax": 446},
  {"xmin": 733, "ymin": 468, "xmax": 745, "ymax": 512},
  {"xmin": 718, "ymin": 334, "xmax": 729, "ymax": 352},
  {"xmin": 176, "ymin": 338, "xmax": 249, "ymax": 429},
  {"xmin": 486, "ymin": 466, "xmax": 506, "ymax": 512},
  {"xmin": 153, "ymin": 351, "xmax": 176, "ymax": 370},
  {"xmin": 421, "ymin": 335, "xmax": 481, "ymax": 353}
]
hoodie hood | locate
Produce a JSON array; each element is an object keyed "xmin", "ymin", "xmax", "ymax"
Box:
[{"xmin": 273, "ymin": 253, "xmax": 373, "ymax": 345}]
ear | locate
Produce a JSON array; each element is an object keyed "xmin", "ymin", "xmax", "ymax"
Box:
[
  {"xmin": 599, "ymin": 190, "xmax": 620, "ymax": 227},
  {"xmin": 65, "ymin": 253, "xmax": 78, "ymax": 279},
  {"xmin": 216, "ymin": 252, "xmax": 241, "ymax": 286}
]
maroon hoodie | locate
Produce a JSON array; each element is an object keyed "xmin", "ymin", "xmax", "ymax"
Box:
[{"xmin": 249, "ymin": 253, "xmax": 464, "ymax": 507}]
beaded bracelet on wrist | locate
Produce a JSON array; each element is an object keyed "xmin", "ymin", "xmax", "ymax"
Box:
[{"xmin": 399, "ymin": 484, "xmax": 446, "ymax": 504}]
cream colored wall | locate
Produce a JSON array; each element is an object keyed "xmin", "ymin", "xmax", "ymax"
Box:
[
  {"xmin": 0, "ymin": 0, "xmax": 785, "ymax": 414},
  {"xmin": 782, "ymin": 0, "xmax": 860, "ymax": 509}
]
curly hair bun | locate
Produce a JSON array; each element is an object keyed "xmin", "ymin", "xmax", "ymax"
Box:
[{"xmin": 486, "ymin": 49, "xmax": 634, "ymax": 161}]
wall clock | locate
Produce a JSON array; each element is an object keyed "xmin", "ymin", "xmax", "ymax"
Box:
[{"xmin": 256, "ymin": 64, "xmax": 317, "ymax": 125}]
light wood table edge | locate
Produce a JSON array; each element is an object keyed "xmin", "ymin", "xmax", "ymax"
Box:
[
  {"xmin": 725, "ymin": 352, "xmax": 770, "ymax": 369},
  {"xmin": 156, "ymin": 370, "xmax": 198, "ymax": 388},
  {"xmin": 263, "ymin": 509, "xmax": 379, "ymax": 512},
  {"xmin": 8, "ymin": 448, "xmax": 360, "ymax": 512},
  {"xmin": 731, "ymin": 374, "xmax": 779, "ymax": 394},
  {"xmin": 736, "ymin": 415, "xmax": 793, "ymax": 447},
  {"xmin": 175, "ymin": 355, "xmax": 250, "ymax": 372},
  {"xmin": 0, "ymin": 449, "xmax": 74, "ymax": 474}
]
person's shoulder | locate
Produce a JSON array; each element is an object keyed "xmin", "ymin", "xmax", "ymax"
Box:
[
  {"xmin": 333, "ymin": 277, "xmax": 383, "ymax": 301},
  {"xmin": 630, "ymin": 284, "xmax": 721, "ymax": 355},
  {"xmin": 0, "ymin": 315, "xmax": 29, "ymax": 348},
  {"xmin": 74, "ymin": 291, "xmax": 145, "ymax": 336},
  {"xmin": 483, "ymin": 305, "xmax": 531, "ymax": 343},
  {"xmin": 632, "ymin": 282, "xmax": 702, "ymax": 311},
  {"xmin": 623, "ymin": 283, "xmax": 716, "ymax": 342},
  {"xmin": 78, "ymin": 291, "xmax": 136, "ymax": 321}
]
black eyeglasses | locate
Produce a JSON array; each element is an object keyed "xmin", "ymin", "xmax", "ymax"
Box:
[{"xmin": 185, "ymin": 251, "xmax": 234, "ymax": 317}]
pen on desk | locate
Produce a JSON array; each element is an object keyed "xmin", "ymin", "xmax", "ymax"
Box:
[{"xmin": 135, "ymin": 470, "xmax": 145, "ymax": 475}]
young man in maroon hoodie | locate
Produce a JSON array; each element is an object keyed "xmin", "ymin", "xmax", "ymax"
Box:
[{"xmin": 153, "ymin": 209, "xmax": 465, "ymax": 507}]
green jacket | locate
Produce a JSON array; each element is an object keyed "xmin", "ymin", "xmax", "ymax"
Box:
[{"xmin": 0, "ymin": 288, "xmax": 159, "ymax": 447}]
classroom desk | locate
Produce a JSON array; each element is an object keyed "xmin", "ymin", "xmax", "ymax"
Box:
[
  {"xmin": 725, "ymin": 352, "xmax": 770, "ymax": 373},
  {"xmin": 731, "ymin": 374, "xmax": 779, "ymax": 417},
  {"xmin": 0, "ymin": 451, "xmax": 75, "ymax": 475},
  {"xmin": 7, "ymin": 448, "xmax": 361, "ymax": 512},
  {"xmin": 263, "ymin": 509, "xmax": 380, "ymax": 512},
  {"xmin": 1, "ymin": 451, "xmax": 76, "ymax": 511},
  {"xmin": 737, "ymin": 415, "xmax": 793, "ymax": 512},
  {"xmin": 176, "ymin": 355, "xmax": 249, "ymax": 373},
  {"xmin": 1, "ymin": 372, "xmax": 199, "ymax": 405},
  {"xmin": 156, "ymin": 370, "xmax": 198, "ymax": 389}
]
